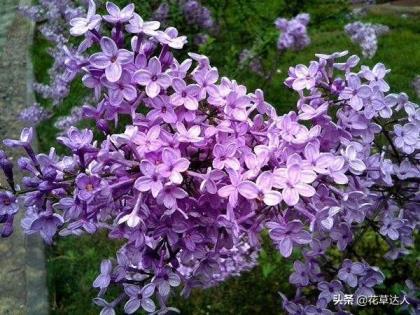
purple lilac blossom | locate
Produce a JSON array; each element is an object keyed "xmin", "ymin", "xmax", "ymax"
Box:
[
  {"xmin": 1, "ymin": 2, "xmax": 419, "ymax": 315},
  {"xmin": 275, "ymin": 13, "xmax": 310, "ymax": 51},
  {"xmin": 344, "ymin": 21, "xmax": 389, "ymax": 59}
]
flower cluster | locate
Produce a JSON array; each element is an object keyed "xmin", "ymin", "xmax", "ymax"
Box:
[
  {"xmin": 345, "ymin": 21, "xmax": 389, "ymax": 59},
  {"xmin": 275, "ymin": 13, "xmax": 310, "ymax": 51},
  {"xmin": 19, "ymin": 103, "xmax": 49, "ymax": 126},
  {"xmin": 20, "ymin": 0, "xmax": 85, "ymax": 107},
  {"xmin": 1, "ymin": 2, "xmax": 419, "ymax": 314},
  {"xmin": 181, "ymin": 0, "xmax": 214, "ymax": 30}
]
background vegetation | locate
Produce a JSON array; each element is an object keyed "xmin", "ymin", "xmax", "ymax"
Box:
[{"xmin": 31, "ymin": 0, "xmax": 420, "ymax": 313}]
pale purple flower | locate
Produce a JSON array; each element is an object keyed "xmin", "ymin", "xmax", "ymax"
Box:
[
  {"xmin": 339, "ymin": 74, "xmax": 371, "ymax": 110},
  {"xmin": 194, "ymin": 67, "xmax": 219, "ymax": 98},
  {"xmin": 341, "ymin": 144, "xmax": 366, "ymax": 175},
  {"xmin": 124, "ymin": 283, "xmax": 156, "ymax": 314},
  {"xmin": 267, "ymin": 220, "xmax": 311, "ymax": 257},
  {"xmin": 76, "ymin": 174, "xmax": 102, "ymax": 202},
  {"xmin": 289, "ymin": 260, "xmax": 310, "ymax": 286},
  {"xmin": 338, "ymin": 259, "xmax": 365, "ymax": 287},
  {"xmin": 132, "ymin": 125, "xmax": 162, "ymax": 156},
  {"xmin": 156, "ymin": 27, "xmax": 187, "ymax": 49},
  {"xmin": 330, "ymin": 222, "xmax": 353, "ymax": 250},
  {"xmin": 3, "ymin": 127, "xmax": 33, "ymax": 148},
  {"xmin": 126, "ymin": 13, "xmax": 160, "ymax": 36},
  {"xmin": 176, "ymin": 123, "xmax": 203, "ymax": 143},
  {"xmin": 193, "ymin": 167, "xmax": 225, "ymax": 194},
  {"xmin": 93, "ymin": 259, "xmax": 112, "ymax": 289},
  {"xmin": 103, "ymin": 2, "xmax": 134, "ymax": 24},
  {"xmin": 134, "ymin": 160, "xmax": 163, "ymax": 197},
  {"xmin": 57, "ymin": 127, "xmax": 93, "ymax": 152},
  {"xmin": 0, "ymin": 192, "xmax": 18, "ymax": 216},
  {"xmin": 212, "ymin": 143, "xmax": 240, "ymax": 171},
  {"xmin": 290, "ymin": 62, "xmax": 318, "ymax": 91},
  {"xmin": 380, "ymin": 217, "xmax": 404, "ymax": 240},
  {"xmin": 238, "ymin": 172, "xmax": 282, "ymax": 206},
  {"xmin": 90, "ymin": 37, "xmax": 133, "ymax": 82},
  {"xmin": 70, "ymin": 0, "xmax": 101, "ymax": 36},
  {"xmin": 326, "ymin": 157, "xmax": 348, "ymax": 185},
  {"xmin": 146, "ymin": 96, "xmax": 177, "ymax": 123},
  {"xmin": 157, "ymin": 148, "xmax": 190, "ymax": 184},
  {"xmin": 157, "ymin": 185, "xmax": 187, "ymax": 209},
  {"xmin": 393, "ymin": 123, "xmax": 418, "ymax": 154},
  {"xmin": 29, "ymin": 212, "xmax": 64, "ymax": 244},
  {"xmin": 170, "ymin": 78, "xmax": 200, "ymax": 110},
  {"xmin": 103, "ymin": 70, "xmax": 137, "ymax": 105},
  {"xmin": 218, "ymin": 168, "xmax": 243, "ymax": 207},
  {"xmin": 273, "ymin": 162, "xmax": 316, "ymax": 206},
  {"xmin": 361, "ymin": 63, "xmax": 390, "ymax": 92},
  {"xmin": 133, "ymin": 57, "xmax": 171, "ymax": 98},
  {"xmin": 153, "ymin": 270, "xmax": 181, "ymax": 297},
  {"xmin": 317, "ymin": 280, "xmax": 343, "ymax": 303}
]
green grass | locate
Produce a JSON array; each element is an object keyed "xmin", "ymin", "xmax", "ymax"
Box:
[{"xmin": 30, "ymin": 1, "xmax": 420, "ymax": 314}]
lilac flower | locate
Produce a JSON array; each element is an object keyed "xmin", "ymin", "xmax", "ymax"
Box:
[
  {"xmin": 290, "ymin": 62, "xmax": 318, "ymax": 91},
  {"xmin": 194, "ymin": 168, "xmax": 225, "ymax": 194},
  {"xmin": 338, "ymin": 259, "xmax": 365, "ymax": 287},
  {"xmin": 90, "ymin": 37, "xmax": 133, "ymax": 82},
  {"xmin": 330, "ymin": 222, "xmax": 353, "ymax": 250},
  {"xmin": 339, "ymin": 74, "xmax": 371, "ymax": 110},
  {"xmin": 170, "ymin": 78, "xmax": 200, "ymax": 110},
  {"xmin": 379, "ymin": 217, "xmax": 404, "ymax": 240},
  {"xmin": 267, "ymin": 220, "xmax": 311, "ymax": 257},
  {"xmin": 326, "ymin": 157, "xmax": 348, "ymax": 185},
  {"xmin": 317, "ymin": 280, "xmax": 343, "ymax": 303},
  {"xmin": 134, "ymin": 160, "xmax": 163, "ymax": 197},
  {"xmin": 273, "ymin": 163, "xmax": 316, "ymax": 206},
  {"xmin": 124, "ymin": 283, "xmax": 156, "ymax": 314},
  {"xmin": 212, "ymin": 143, "xmax": 240, "ymax": 171},
  {"xmin": 361, "ymin": 63, "xmax": 390, "ymax": 92},
  {"xmin": 393, "ymin": 123, "xmax": 418, "ymax": 154},
  {"xmin": 76, "ymin": 174, "xmax": 102, "ymax": 202},
  {"xmin": 29, "ymin": 212, "xmax": 64, "ymax": 244},
  {"xmin": 176, "ymin": 123, "xmax": 203, "ymax": 143},
  {"xmin": 237, "ymin": 172, "xmax": 282, "ymax": 206},
  {"xmin": 341, "ymin": 144, "xmax": 366, "ymax": 175},
  {"xmin": 168, "ymin": 59, "xmax": 192, "ymax": 79},
  {"xmin": 289, "ymin": 260, "xmax": 310, "ymax": 286},
  {"xmin": 126, "ymin": 13, "xmax": 160, "ymax": 36},
  {"xmin": 157, "ymin": 185, "xmax": 188, "ymax": 209},
  {"xmin": 70, "ymin": 0, "xmax": 101, "ymax": 36},
  {"xmin": 103, "ymin": 70, "xmax": 137, "ymax": 105},
  {"xmin": 19, "ymin": 103, "xmax": 48, "ymax": 126},
  {"xmin": 275, "ymin": 13, "xmax": 311, "ymax": 51},
  {"xmin": 0, "ymin": 192, "xmax": 18, "ymax": 216},
  {"xmin": 57, "ymin": 127, "xmax": 93, "ymax": 152},
  {"xmin": 93, "ymin": 298, "xmax": 116, "ymax": 315},
  {"xmin": 93, "ymin": 259, "xmax": 112, "ymax": 289},
  {"xmin": 3, "ymin": 127, "xmax": 33, "ymax": 148},
  {"xmin": 194, "ymin": 67, "xmax": 218, "ymax": 98},
  {"xmin": 133, "ymin": 57, "xmax": 171, "ymax": 98},
  {"xmin": 103, "ymin": 2, "xmax": 134, "ymax": 24},
  {"xmin": 153, "ymin": 270, "xmax": 181, "ymax": 297},
  {"xmin": 131, "ymin": 125, "xmax": 162, "ymax": 156},
  {"xmin": 334, "ymin": 55, "xmax": 360, "ymax": 72},
  {"xmin": 157, "ymin": 148, "xmax": 190, "ymax": 184},
  {"xmin": 146, "ymin": 96, "xmax": 177, "ymax": 124},
  {"xmin": 156, "ymin": 27, "xmax": 187, "ymax": 49},
  {"xmin": 218, "ymin": 169, "xmax": 243, "ymax": 207}
]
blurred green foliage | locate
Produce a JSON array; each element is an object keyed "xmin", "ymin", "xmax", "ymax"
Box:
[{"xmin": 30, "ymin": 0, "xmax": 420, "ymax": 314}]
